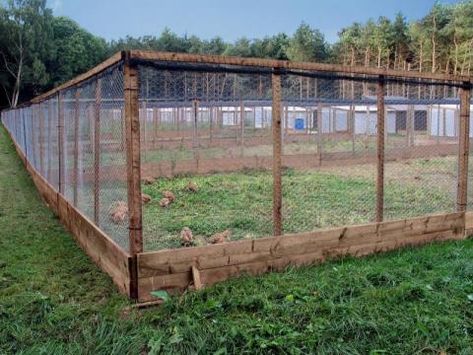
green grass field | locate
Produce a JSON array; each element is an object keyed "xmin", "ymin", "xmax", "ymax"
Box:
[
  {"xmin": 1, "ymin": 125, "xmax": 473, "ymax": 354},
  {"xmin": 142, "ymin": 159, "xmax": 456, "ymax": 251}
]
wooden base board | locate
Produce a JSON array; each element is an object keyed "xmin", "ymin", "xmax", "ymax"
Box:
[{"xmin": 137, "ymin": 212, "xmax": 466, "ymax": 302}]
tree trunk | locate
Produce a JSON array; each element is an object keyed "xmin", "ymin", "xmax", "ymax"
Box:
[
  {"xmin": 11, "ymin": 55, "xmax": 22, "ymax": 108},
  {"xmin": 431, "ymin": 15, "xmax": 437, "ymax": 73},
  {"xmin": 377, "ymin": 47, "xmax": 382, "ymax": 68},
  {"xmin": 454, "ymin": 37, "xmax": 459, "ymax": 75}
]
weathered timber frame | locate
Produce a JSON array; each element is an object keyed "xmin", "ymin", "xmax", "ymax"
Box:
[{"xmin": 1, "ymin": 50, "xmax": 473, "ymax": 303}]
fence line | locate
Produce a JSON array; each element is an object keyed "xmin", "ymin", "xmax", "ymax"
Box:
[{"xmin": 2, "ymin": 50, "xmax": 472, "ymax": 302}]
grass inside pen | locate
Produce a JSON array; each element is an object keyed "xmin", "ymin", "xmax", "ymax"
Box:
[{"xmin": 142, "ymin": 157, "xmax": 455, "ymax": 251}]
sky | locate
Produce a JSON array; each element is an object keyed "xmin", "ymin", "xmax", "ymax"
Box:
[{"xmin": 48, "ymin": 0, "xmax": 460, "ymax": 44}]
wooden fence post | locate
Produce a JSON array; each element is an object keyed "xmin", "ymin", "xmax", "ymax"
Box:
[
  {"xmin": 94, "ymin": 79, "xmax": 102, "ymax": 225},
  {"xmin": 58, "ymin": 92, "xmax": 65, "ymax": 195},
  {"xmin": 376, "ymin": 75, "xmax": 385, "ymax": 223},
  {"xmin": 47, "ymin": 101, "xmax": 53, "ymax": 181},
  {"xmin": 456, "ymin": 82, "xmax": 471, "ymax": 213},
  {"xmin": 272, "ymin": 69, "xmax": 283, "ymax": 236},
  {"xmin": 31, "ymin": 106, "xmax": 37, "ymax": 169},
  {"xmin": 124, "ymin": 53, "xmax": 143, "ymax": 258},
  {"xmin": 73, "ymin": 90, "xmax": 80, "ymax": 207},
  {"xmin": 39, "ymin": 104, "xmax": 45, "ymax": 176}
]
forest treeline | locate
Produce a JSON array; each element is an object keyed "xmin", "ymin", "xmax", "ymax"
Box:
[{"xmin": 1, "ymin": 0, "xmax": 473, "ymax": 108}]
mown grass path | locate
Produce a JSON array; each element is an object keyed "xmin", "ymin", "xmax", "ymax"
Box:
[{"xmin": 0, "ymin": 125, "xmax": 472, "ymax": 354}]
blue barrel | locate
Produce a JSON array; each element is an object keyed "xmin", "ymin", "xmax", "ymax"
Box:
[{"xmin": 295, "ymin": 118, "xmax": 305, "ymax": 130}]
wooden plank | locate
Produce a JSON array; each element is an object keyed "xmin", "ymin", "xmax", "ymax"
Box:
[
  {"xmin": 138, "ymin": 230, "xmax": 459, "ymax": 298},
  {"xmin": 137, "ymin": 212, "xmax": 464, "ymax": 278},
  {"xmin": 272, "ymin": 71, "xmax": 283, "ymax": 236},
  {"xmin": 192, "ymin": 266, "xmax": 203, "ymax": 290},
  {"xmin": 124, "ymin": 58, "xmax": 143, "ymax": 259},
  {"xmin": 94, "ymin": 79, "xmax": 101, "ymax": 225},
  {"xmin": 457, "ymin": 83, "xmax": 471, "ymax": 212},
  {"xmin": 137, "ymin": 218, "xmax": 462, "ymax": 302},
  {"xmin": 145, "ymin": 213, "xmax": 462, "ymax": 273},
  {"xmin": 129, "ymin": 50, "xmax": 471, "ymax": 85},
  {"xmin": 376, "ymin": 76, "xmax": 385, "ymax": 222},
  {"xmin": 31, "ymin": 52, "xmax": 122, "ymax": 104}
]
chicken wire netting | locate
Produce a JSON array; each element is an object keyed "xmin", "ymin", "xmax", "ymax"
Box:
[
  {"xmin": 71, "ymin": 65, "xmax": 128, "ymax": 249},
  {"xmin": 383, "ymin": 82, "xmax": 460, "ymax": 220},
  {"xmin": 0, "ymin": 57, "xmax": 471, "ymax": 254},
  {"xmin": 281, "ymin": 73, "xmax": 378, "ymax": 234},
  {"xmin": 135, "ymin": 65, "xmax": 467, "ymax": 249},
  {"xmin": 1, "ymin": 64, "xmax": 129, "ymax": 250},
  {"xmin": 138, "ymin": 63, "xmax": 274, "ymax": 251},
  {"xmin": 97, "ymin": 66, "xmax": 128, "ymax": 248}
]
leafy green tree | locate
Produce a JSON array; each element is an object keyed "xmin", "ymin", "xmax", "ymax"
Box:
[
  {"xmin": 48, "ymin": 16, "xmax": 108, "ymax": 87},
  {"xmin": 287, "ymin": 23, "xmax": 328, "ymax": 62},
  {"xmin": 337, "ymin": 23, "xmax": 363, "ymax": 66},
  {"xmin": 420, "ymin": 3, "xmax": 452, "ymax": 73},
  {"xmin": 391, "ymin": 13, "xmax": 410, "ymax": 70},
  {"xmin": 446, "ymin": 1, "xmax": 473, "ymax": 75},
  {"xmin": 202, "ymin": 37, "xmax": 226, "ymax": 55},
  {"xmin": 0, "ymin": 0, "xmax": 54, "ymax": 107},
  {"xmin": 224, "ymin": 37, "xmax": 252, "ymax": 57}
]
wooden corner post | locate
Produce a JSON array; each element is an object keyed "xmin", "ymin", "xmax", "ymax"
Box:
[
  {"xmin": 376, "ymin": 76, "xmax": 385, "ymax": 223},
  {"xmin": 272, "ymin": 69, "xmax": 283, "ymax": 236},
  {"xmin": 124, "ymin": 53, "xmax": 143, "ymax": 260},
  {"xmin": 457, "ymin": 82, "xmax": 471, "ymax": 213}
]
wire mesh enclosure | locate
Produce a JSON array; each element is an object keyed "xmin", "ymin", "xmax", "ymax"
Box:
[{"xmin": 2, "ymin": 50, "xmax": 472, "ymax": 301}]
